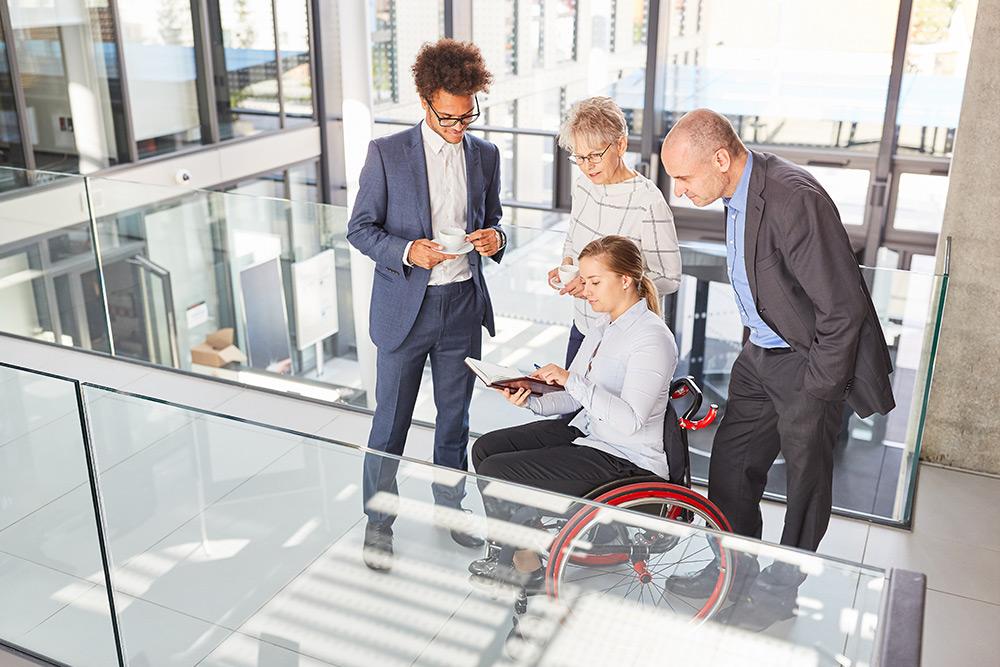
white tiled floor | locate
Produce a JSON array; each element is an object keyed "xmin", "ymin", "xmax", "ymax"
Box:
[{"xmin": 1, "ymin": 334, "xmax": 998, "ymax": 667}]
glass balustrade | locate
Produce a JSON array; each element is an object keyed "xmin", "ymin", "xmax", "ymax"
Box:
[
  {"xmin": 0, "ymin": 363, "xmax": 908, "ymax": 666},
  {"xmin": 0, "ymin": 165, "xmax": 947, "ymax": 527},
  {"xmin": 0, "ymin": 364, "xmax": 119, "ymax": 664}
]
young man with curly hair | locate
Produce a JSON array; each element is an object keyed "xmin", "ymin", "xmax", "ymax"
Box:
[{"xmin": 348, "ymin": 39, "xmax": 505, "ymax": 571}]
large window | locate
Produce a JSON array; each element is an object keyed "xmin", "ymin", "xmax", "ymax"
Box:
[
  {"xmin": 216, "ymin": 0, "xmax": 281, "ymax": 138},
  {"xmin": 210, "ymin": 0, "xmax": 314, "ymax": 139},
  {"xmin": 0, "ymin": 33, "xmax": 27, "ymax": 175},
  {"xmin": 369, "ymin": 0, "xmax": 442, "ymax": 119},
  {"xmin": 7, "ymin": 0, "xmax": 129, "ymax": 172},
  {"xmin": 471, "ymin": 0, "xmax": 650, "ymax": 134},
  {"xmin": 665, "ymin": 0, "xmax": 900, "ymax": 151},
  {"xmin": 118, "ymin": 0, "xmax": 203, "ymax": 158},
  {"xmin": 277, "ymin": 0, "xmax": 313, "ymax": 125},
  {"xmin": 895, "ymin": 0, "xmax": 974, "ymax": 156}
]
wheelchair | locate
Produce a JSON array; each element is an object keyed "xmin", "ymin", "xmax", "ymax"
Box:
[{"xmin": 474, "ymin": 377, "xmax": 737, "ymax": 654}]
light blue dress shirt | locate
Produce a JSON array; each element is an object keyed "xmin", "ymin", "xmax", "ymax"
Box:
[
  {"xmin": 723, "ymin": 152, "xmax": 787, "ymax": 348},
  {"xmin": 525, "ymin": 300, "xmax": 678, "ymax": 479}
]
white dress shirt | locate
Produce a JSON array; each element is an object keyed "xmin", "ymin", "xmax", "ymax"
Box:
[
  {"xmin": 403, "ymin": 121, "xmax": 472, "ymax": 286},
  {"xmin": 525, "ymin": 299, "xmax": 678, "ymax": 479}
]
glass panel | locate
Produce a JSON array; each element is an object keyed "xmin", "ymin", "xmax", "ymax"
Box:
[
  {"xmin": 370, "ymin": 0, "xmax": 399, "ymax": 105},
  {"xmin": 81, "ymin": 175, "xmax": 351, "ymax": 386},
  {"xmin": 0, "ymin": 164, "xmax": 949, "ymax": 525},
  {"xmin": 0, "ymin": 36, "xmax": 28, "ymax": 172},
  {"xmin": 674, "ymin": 244, "xmax": 948, "ymax": 524},
  {"xmin": 482, "ymin": 130, "xmax": 555, "ymax": 206},
  {"xmin": 665, "ymin": 0, "xmax": 900, "ymax": 151},
  {"xmin": 276, "ymin": 0, "xmax": 313, "ymax": 124},
  {"xmin": 893, "ymin": 172, "xmax": 948, "ymax": 233},
  {"xmin": 469, "ymin": 0, "xmax": 650, "ymax": 134},
  {"xmin": 0, "ymin": 365, "xmax": 117, "ymax": 665},
  {"xmin": 8, "ymin": 0, "xmax": 129, "ymax": 172},
  {"xmin": 215, "ymin": 0, "xmax": 279, "ymax": 139},
  {"xmin": 369, "ymin": 0, "xmax": 442, "ymax": 117},
  {"xmin": 74, "ymin": 384, "xmax": 892, "ymax": 665},
  {"xmin": 288, "ymin": 160, "xmax": 318, "ymax": 203},
  {"xmin": 79, "ymin": 383, "xmax": 311, "ymax": 664},
  {"xmin": 118, "ymin": 0, "xmax": 203, "ymax": 157},
  {"xmin": 0, "ymin": 168, "xmax": 108, "ymax": 351},
  {"xmin": 222, "ymin": 170, "xmax": 285, "ymax": 198},
  {"xmin": 802, "ymin": 165, "xmax": 871, "ymax": 226},
  {"xmin": 895, "ymin": 0, "xmax": 976, "ymax": 156}
]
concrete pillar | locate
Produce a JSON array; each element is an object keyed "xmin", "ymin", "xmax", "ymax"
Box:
[{"xmin": 921, "ymin": 1, "xmax": 1000, "ymax": 474}]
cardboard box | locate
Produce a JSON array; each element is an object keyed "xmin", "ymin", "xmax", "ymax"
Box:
[{"xmin": 190, "ymin": 328, "xmax": 247, "ymax": 368}]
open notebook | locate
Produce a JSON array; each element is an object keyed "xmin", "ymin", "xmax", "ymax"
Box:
[{"xmin": 464, "ymin": 358, "xmax": 565, "ymax": 395}]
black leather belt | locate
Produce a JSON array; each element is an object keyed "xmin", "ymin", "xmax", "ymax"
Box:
[{"xmin": 762, "ymin": 346, "xmax": 794, "ymax": 355}]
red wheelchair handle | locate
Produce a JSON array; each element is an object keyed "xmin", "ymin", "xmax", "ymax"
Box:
[{"xmin": 679, "ymin": 404, "xmax": 718, "ymax": 431}]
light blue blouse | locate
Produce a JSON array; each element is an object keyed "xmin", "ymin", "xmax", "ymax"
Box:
[{"xmin": 526, "ymin": 299, "xmax": 678, "ymax": 479}]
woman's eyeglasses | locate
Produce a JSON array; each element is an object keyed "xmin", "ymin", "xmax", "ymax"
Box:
[{"xmin": 568, "ymin": 142, "xmax": 615, "ymax": 165}]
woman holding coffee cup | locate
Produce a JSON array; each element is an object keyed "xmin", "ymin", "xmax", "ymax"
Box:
[{"xmin": 550, "ymin": 96, "xmax": 681, "ymax": 365}]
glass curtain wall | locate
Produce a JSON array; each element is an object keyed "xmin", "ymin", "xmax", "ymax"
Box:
[
  {"xmin": 214, "ymin": 0, "xmax": 281, "ymax": 137},
  {"xmin": 896, "ymin": 0, "xmax": 976, "ymax": 156},
  {"xmin": 368, "ymin": 0, "xmax": 442, "ymax": 120},
  {"xmin": 468, "ymin": 0, "xmax": 650, "ymax": 134},
  {"xmin": 117, "ymin": 0, "xmax": 203, "ymax": 158},
  {"xmin": 6, "ymin": 0, "xmax": 129, "ymax": 173},
  {"xmin": 356, "ymin": 0, "xmax": 971, "ymax": 265},
  {"xmin": 276, "ymin": 0, "xmax": 313, "ymax": 124},
  {"xmin": 211, "ymin": 0, "xmax": 315, "ymax": 139},
  {"xmin": 0, "ymin": 26, "xmax": 27, "ymax": 174},
  {"xmin": 0, "ymin": 0, "xmax": 317, "ymax": 169},
  {"xmin": 664, "ymin": 0, "xmax": 899, "ymax": 151},
  {"xmin": 365, "ymin": 0, "xmax": 975, "ymax": 260}
]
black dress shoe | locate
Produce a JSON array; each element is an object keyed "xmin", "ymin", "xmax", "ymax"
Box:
[
  {"xmin": 469, "ymin": 554, "xmax": 500, "ymax": 576},
  {"xmin": 470, "ymin": 566, "xmax": 546, "ymax": 596},
  {"xmin": 666, "ymin": 555, "xmax": 759, "ymax": 599},
  {"xmin": 451, "ymin": 529, "xmax": 485, "ymax": 548},
  {"xmin": 715, "ymin": 593, "xmax": 796, "ymax": 631},
  {"xmin": 434, "ymin": 505, "xmax": 486, "ymax": 548},
  {"xmin": 362, "ymin": 521, "xmax": 393, "ymax": 572}
]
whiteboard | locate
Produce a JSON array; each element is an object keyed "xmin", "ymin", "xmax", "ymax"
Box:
[
  {"xmin": 239, "ymin": 257, "xmax": 293, "ymax": 371},
  {"xmin": 291, "ymin": 249, "xmax": 339, "ymax": 349}
]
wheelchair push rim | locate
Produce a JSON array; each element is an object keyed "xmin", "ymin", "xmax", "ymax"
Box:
[{"xmin": 545, "ymin": 482, "xmax": 736, "ymax": 625}]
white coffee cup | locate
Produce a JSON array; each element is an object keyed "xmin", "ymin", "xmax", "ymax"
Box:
[
  {"xmin": 551, "ymin": 264, "xmax": 580, "ymax": 288},
  {"xmin": 439, "ymin": 228, "xmax": 467, "ymax": 252}
]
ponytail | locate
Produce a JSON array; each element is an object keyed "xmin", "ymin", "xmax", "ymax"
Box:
[{"xmin": 639, "ymin": 275, "xmax": 660, "ymax": 316}]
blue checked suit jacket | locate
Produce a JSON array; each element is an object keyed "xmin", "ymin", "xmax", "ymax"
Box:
[{"xmin": 347, "ymin": 123, "xmax": 504, "ymax": 352}]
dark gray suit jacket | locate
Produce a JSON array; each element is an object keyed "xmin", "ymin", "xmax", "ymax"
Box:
[
  {"xmin": 742, "ymin": 151, "xmax": 894, "ymax": 419},
  {"xmin": 347, "ymin": 123, "xmax": 504, "ymax": 353}
]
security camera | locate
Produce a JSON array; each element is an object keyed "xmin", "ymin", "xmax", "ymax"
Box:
[{"xmin": 173, "ymin": 168, "xmax": 193, "ymax": 185}]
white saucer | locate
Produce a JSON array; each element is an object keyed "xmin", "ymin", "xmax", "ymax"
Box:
[{"xmin": 433, "ymin": 240, "xmax": 475, "ymax": 255}]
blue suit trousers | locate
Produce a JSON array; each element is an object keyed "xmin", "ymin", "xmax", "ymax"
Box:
[{"xmin": 363, "ymin": 279, "xmax": 484, "ymax": 525}]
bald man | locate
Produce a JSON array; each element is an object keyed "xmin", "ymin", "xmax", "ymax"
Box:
[{"xmin": 660, "ymin": 109, "xmax": 894, "ymax": 630}]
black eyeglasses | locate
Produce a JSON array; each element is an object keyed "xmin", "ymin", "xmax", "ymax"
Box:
[
  {"xmin": 568, "ymin": 142, "xmax": 615, "ymax": 165},
  {"xmin": 426, "ymin": 96, "xmax": 480, "ymax": 127}
]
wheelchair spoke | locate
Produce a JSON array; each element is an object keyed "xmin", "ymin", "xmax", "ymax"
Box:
[{"xmin": 548, "ymin": 483, "xmax": 736, "ymax": 629}]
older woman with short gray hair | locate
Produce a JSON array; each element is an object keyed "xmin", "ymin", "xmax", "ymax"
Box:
[{"xmin": 551, "ymin": 96, "xmax": 681, "ymax": 365}]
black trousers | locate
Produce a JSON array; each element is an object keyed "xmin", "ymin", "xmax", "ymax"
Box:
[
  {"xmin": 472, "ymin": 415, "xmax": 653, "ymax": 522},
  {"xmin": 709, "ymin": 343, "xmax": 845, "ymax": 553}
]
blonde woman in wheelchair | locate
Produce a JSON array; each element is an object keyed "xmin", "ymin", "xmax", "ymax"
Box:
[{"xmin": 470, "ymin": 235, "xmax": 677, "ymax": 589}]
